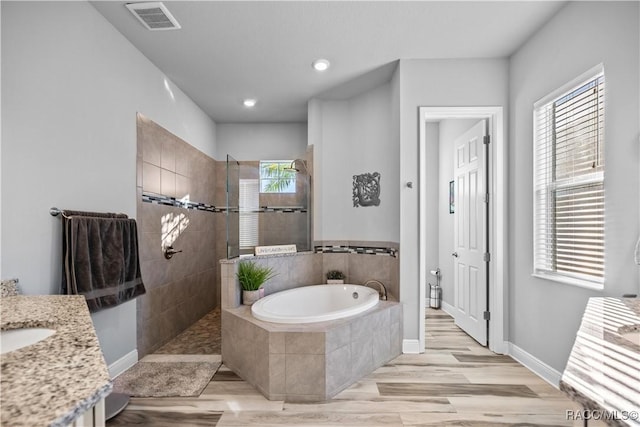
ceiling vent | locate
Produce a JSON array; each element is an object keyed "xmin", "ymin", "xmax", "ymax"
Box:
[{"xmin": 126, "ymin": 2, "xmax": 181, "ymax": 31}]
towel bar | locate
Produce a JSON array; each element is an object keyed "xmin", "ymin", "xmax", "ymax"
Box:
[
  {"xmin": 50, "ymin": 207, "xmax": 127, "ymax": 219},
  {"xmin": 49, "ymin": 207, "xmax": 69, "ymax": 218}
]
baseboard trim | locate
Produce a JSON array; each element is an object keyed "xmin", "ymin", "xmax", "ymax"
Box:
[
  {"xmin": 402, "ymin": 339, "xmax": 421, "ymax": 354},
  {"xmin": 508, "ymin": 343, "xmax": 561, "ymax": 388},
  {"xmin": 491, "ymin": 340, "xmax": 509, "ymax": 355},
  {"xmin": 108, "ymin": 349, "xmax": 138, "ymax": 379},
  {"xmin": 441, "ymin": 300, "xmax": 456, "ymax": 317}
]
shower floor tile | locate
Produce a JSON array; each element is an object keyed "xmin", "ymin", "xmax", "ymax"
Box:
[{"xmin": 154, "ymin": 307, "xmax": 221, "ymax": 355}]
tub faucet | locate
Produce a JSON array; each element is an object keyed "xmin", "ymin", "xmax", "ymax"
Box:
[{"xmin": 363, "ymin": 279, "xmax": 387, "ymax": 301}]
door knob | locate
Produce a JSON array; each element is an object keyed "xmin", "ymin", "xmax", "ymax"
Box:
[{"xmin": 452, "ymin": 252, "xmax": 458, "ymax": 258}]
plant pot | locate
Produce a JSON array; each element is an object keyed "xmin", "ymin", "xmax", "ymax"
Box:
[
  {"xmin": 327, "ymin": 279, "xmax": 344, "ymax": 285},
  {"xmin": 242, "ymin": 290, "xmax": 260, "ymax": 305}
]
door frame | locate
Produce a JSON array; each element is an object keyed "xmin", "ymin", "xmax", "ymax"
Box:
[{"xmin": 418, "ymin": 106, "xmax": 507, "ymax": 354}]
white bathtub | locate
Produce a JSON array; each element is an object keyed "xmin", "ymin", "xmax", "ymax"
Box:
[{"xmin": 251, "ymin": 284, "xmax": 379, "ymax": 324}]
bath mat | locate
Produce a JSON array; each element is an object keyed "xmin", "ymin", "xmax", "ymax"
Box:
[{"xmin": 112, "ymin": 361, "xmax": 221, "ymax": 397}]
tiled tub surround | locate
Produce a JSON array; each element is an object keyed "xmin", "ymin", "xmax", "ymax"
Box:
[
  {"xmin": 1, "ymin": 295, "xmax": 112, "ymax": 427},
  {"xmin": 560, "ymin": 297, "xmax": 640, "ymax": 426},
  {"xmin": 220, "ymin": 250, "xmax": 402, "ymax": 401},
  {"xmin": 222, "ymin": 302, "xmax": 402, "ymax": 402},
  {"xmin": 315, "ymin": 240, "xmax": 400, "ymax": 301},
  {"xmin": 136, "ymin": 114, "xmax": 221, "ymax": 357},
  {"xmin": 220, "ymin": 244, "xmax": 400, "ymax": 308}
]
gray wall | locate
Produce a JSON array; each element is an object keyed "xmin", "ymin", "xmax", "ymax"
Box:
[
  {"xmin": 1, "ymin": 2, "xmax": 217, "ymax": 366},
  {"xmin": 398, "ymin": 58, "xmax": 509, "ymax": 342},
  {"xmin": 216, "ymin": 123, "xmax": 308, "ymax": 161},
  {"xmin": 311, "ymin": 82, "xmax": 399, "ymax": 243},
  {"xmin": 508, "ymin": 1, "xmax": 640, "ymax": 372},
  {"xmin": 0, "ymin": 2, "xmax": 3, "ymax": 281}
]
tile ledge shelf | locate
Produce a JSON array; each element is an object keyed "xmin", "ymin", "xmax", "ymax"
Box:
[
  {"xmin": 220, "ymin": 243, "xmax": 399, "ymax": 264},
  {"xmin": 220, "ymin": 251, "xmax": 316, "ymax": 264}
]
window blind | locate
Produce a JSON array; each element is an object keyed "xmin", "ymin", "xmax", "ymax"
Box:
[
  {"xmin": 534, "ymin": 72, "xmax": 605, "ymax": 284},
  {"xmin": 239, "ymin": 179, "xmax": 259, "ymax": 249}
]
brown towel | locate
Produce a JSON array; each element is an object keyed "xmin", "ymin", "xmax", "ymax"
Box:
[{"xmin": 61, "ymin": 214, "xmax": 146, "ymax": 312}]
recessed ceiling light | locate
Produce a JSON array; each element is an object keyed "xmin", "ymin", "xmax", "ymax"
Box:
[
  {"xmin": 243, "ymin": 98, "xmax": 257, "ymax": 108},
  {"xmin": 312, "ymin": 59, "xmax": 331, "ymax": 72}
]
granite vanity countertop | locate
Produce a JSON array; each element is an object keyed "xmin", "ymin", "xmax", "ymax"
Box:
[
  {"xmin": 560, "ymin": 297, "xmax": 640, "ymax": 426},
  {"xmin": 0, "ymin": 295, "xmax": 112, "ymax": 427}
]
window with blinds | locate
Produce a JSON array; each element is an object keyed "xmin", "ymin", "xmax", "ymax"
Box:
[
  {"xmin": 239, "ymin": 179, "xmax": 259, "ymax": 249},
  {"xmin": 533, "ymin": 70, "xmax": 605, "ymax": 286}
]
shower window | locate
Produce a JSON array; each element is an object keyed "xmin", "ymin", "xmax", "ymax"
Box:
[{"xmin": 260, "ymin": 160, "xmax": 296, "ymax": 193}]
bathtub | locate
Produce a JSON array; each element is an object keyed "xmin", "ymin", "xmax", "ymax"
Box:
[{"xmin": 251, "ymin": 284, "xmax": 379, "ymax": 323}]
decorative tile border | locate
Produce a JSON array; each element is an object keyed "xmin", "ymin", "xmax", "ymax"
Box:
[
  {"xmin": 142, "ymin": 193, "xmax": 308, "ymax": 214},
  {"xmin": 314, "ymin": 245, "xmax": 398, "ymax": 257},
  {"xmin": 142, "ymin": 192, "xmax": 223, "ymax": 212},
  {"xmin": 259, "ymin": 206, "xmax": 307, "ymax": 213}
]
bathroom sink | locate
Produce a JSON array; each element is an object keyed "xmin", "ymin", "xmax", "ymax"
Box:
[
  {"xmin": 619, "ymin": 330, "xmax": 640, "ymax": 347},
  {"xmin": 0, "ymin": 328, "xmax": 56, "ymax": 354}
]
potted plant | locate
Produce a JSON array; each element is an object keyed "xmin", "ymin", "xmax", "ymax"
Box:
[
  {"xmin": 326, "ymin": 270, "xmax": 346, "ymax": 285},
  {"xmin": 237, "ymin": 261, "xmax": 277, "ymax": 305}
]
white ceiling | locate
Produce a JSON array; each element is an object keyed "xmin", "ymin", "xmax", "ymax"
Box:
[{"xmin": 91, "ymin": 1, "xmax": 566, "ymax": 123}]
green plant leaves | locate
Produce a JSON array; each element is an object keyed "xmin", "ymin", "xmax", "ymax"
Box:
[
  {"xmin": 237, "ymin": 261, "xmax": 277, "ymax": 291},
  {"xmin": 326, "ymin": 270, "xmax": 345, "ymax": 280}
]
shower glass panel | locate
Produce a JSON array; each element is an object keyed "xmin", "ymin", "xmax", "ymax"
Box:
[
  {"xmin": 226, "ymin": 155, "xmax": 240, "ymax": 259},
  {"xmin": 259, "ymin": 168, "xmax": 310, "ymax": 251}
]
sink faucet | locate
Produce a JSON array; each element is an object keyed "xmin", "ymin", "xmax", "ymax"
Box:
[{"xmin": 363, "ymin": 279, "xmax": 387, "ymax": 301}]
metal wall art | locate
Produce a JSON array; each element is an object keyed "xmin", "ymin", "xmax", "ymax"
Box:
[{"xmin": 353, "ymin": 172, "xmax": 381, "ymax": 207}]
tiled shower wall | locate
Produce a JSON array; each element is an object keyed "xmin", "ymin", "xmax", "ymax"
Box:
[{"xmin": 136, "ymin": 114, "xmax": 222, "ymax": 357}]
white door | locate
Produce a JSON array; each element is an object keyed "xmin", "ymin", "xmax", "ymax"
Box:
[{"xmin": 453, "ymin": 120, "xmax": 488, "ymax": 346}]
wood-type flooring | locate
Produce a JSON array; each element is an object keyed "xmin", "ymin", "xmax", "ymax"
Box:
[{"xmin": 107, "ymin": 308, "xmax": 600, "ymax": 426}]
